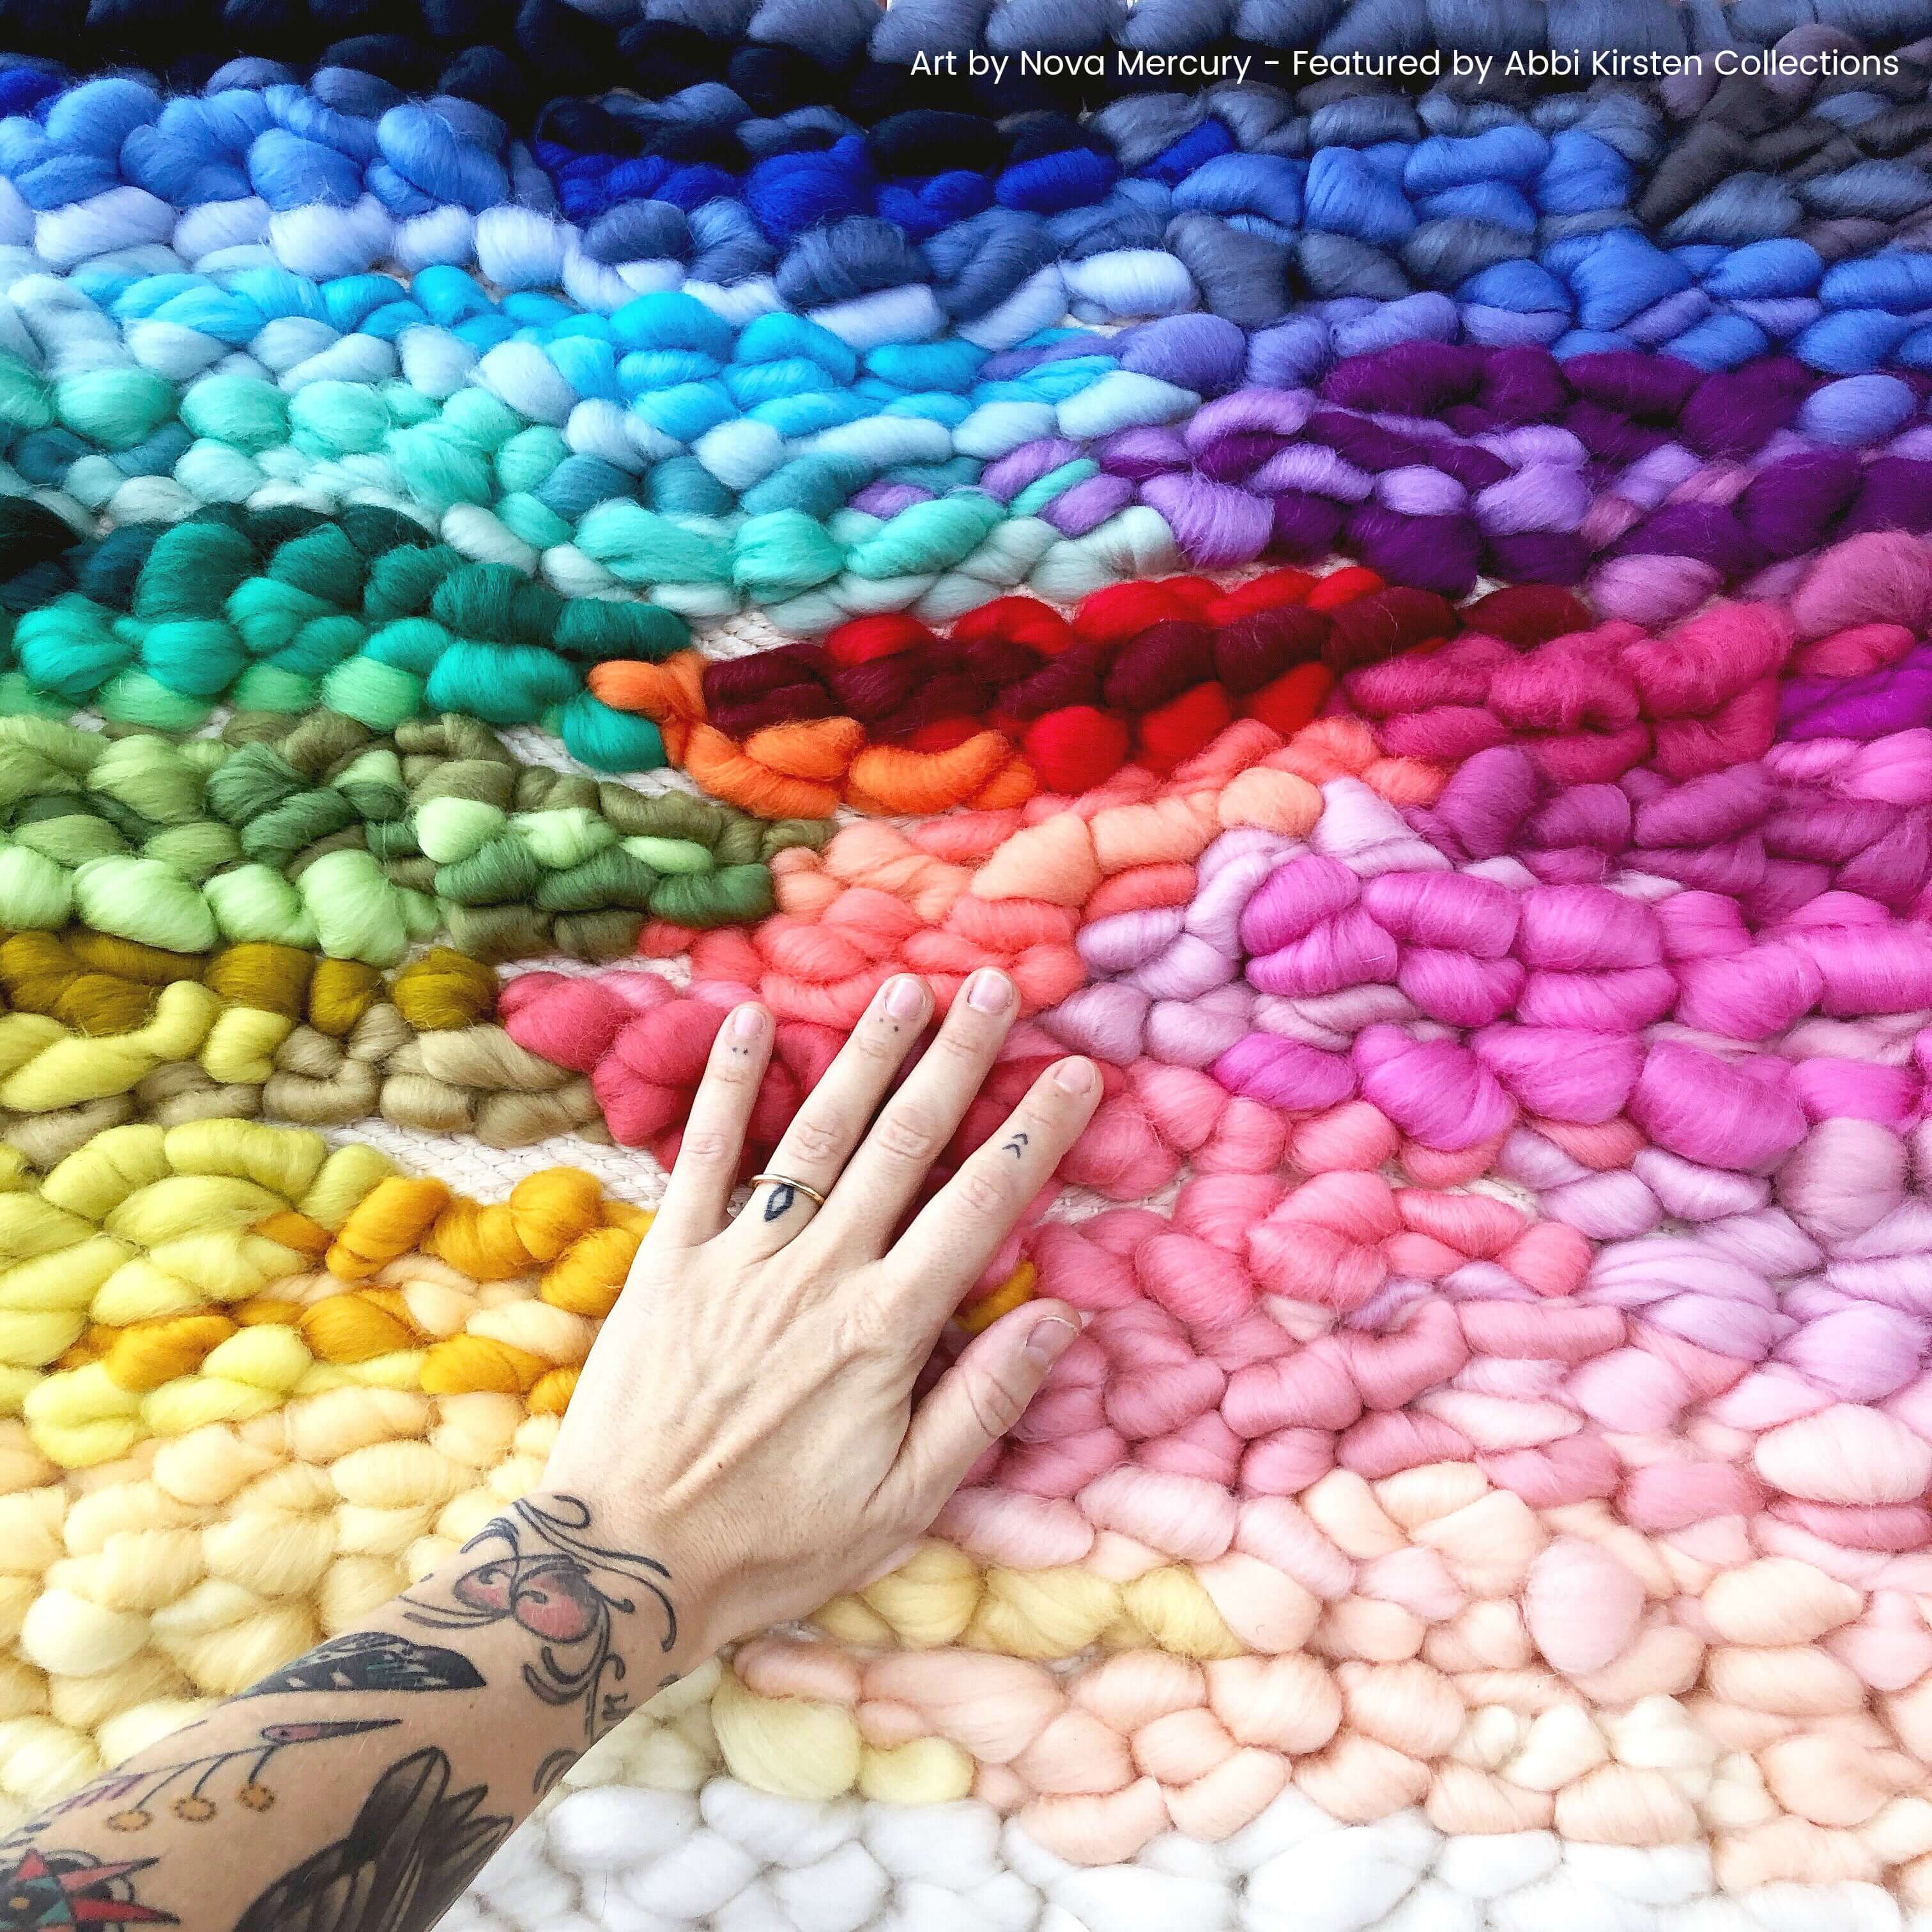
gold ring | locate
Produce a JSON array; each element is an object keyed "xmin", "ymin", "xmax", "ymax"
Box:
[{"xmin": 747, "ymin": 1172, "xmax": 827, "ymax": 1209}]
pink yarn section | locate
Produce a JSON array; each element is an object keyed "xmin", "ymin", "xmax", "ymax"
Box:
[{"xmin": 491, "ymin": 529, "xmax": 1932, "ymax": 1882}]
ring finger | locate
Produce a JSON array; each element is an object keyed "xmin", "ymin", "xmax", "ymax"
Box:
[{"xmin": 728, "ymin": 972, "xmax": 933, "ymax": 1255}]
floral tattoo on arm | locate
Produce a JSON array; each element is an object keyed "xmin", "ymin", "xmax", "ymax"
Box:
[{"xmin": 400, "ymin": 1496, "xmax": 675, "ymax": 1750}]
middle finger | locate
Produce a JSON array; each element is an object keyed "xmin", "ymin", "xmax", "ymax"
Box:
[
  {"xmin": 726, "ymin": 972, "xmax": 931, "ymax": 1255},
  {"xmin": 808, "ymin": 967, "xmax": 1019, "ymax": 1260}
]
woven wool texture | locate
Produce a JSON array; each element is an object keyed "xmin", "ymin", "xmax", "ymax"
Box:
[{"xmin": 2, "ymin": 4, "xmax": 1932, "ymax": 1929}]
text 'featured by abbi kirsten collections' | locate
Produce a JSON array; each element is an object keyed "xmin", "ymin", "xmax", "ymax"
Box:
[{"xmin": 905, "ymin": 45, "xmax": 1908, "ymax": 87}]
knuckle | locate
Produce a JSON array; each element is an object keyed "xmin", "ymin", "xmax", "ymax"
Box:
[
  {"xmin": 703, "ymin": 1048, "xmax": 756, "ymax": 1088},
  {"xmin": 964, "ymin": 1368, "xmax": 1025, "ymax": 1441},
  {"xmin": 785, "ymin": 1112, "xmax": 845, "ymax": 1164},
  {"xmin": 931, "ymin": 1023, "xmax": 988, "ymax": 1066},
  {"xmin": 833, "ymin": 1289, "xmax": 900, "ymax": 1358},
  {"xmin": 678, "ymin": 1129, "xmax": 733, "ymax": 1165},
  {"xmin": 951, "ymin": 1165, "xmax": 1009, "ymax": 1220},
  {"xmin": 849, "ymin": 1020, "xmax": 904, "ymax": 1064},
  {"xmin": 872, "ymin": 1107, "xmax": 944, "ymax": 1165}
]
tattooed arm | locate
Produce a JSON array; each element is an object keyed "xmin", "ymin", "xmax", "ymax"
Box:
[
  {"xmin": 0, "ymin": 1492, "xmax": 703, "ymax": 1932},
  {"xmin": 0, "ymin": 974, "xmax": 1098, "ymax": 1932}
]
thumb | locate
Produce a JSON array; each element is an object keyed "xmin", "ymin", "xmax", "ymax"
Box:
[{"xmin": 887, "ymin": 1301, "xmax": 1080, "ymax": 1522}]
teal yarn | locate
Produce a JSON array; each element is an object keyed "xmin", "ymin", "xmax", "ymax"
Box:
[
  {"xmin": 0, "ymin": 502, "xmax": 687, "ymax": 769},
  {"xmin": 0, "ymin": 266, "xmax": 1147, "ymax": 552}
]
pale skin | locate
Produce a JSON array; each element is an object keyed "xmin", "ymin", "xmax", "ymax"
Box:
[{"xmin": 0, "ymin": 970, "xmax": 1098, "ymax": 1932}]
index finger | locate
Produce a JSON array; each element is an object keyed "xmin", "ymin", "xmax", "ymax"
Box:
[{"xmin": 880, "ymin": 1055, "xmax": 1100, "ymax": 1324}]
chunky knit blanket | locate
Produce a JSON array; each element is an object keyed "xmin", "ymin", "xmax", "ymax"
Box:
[{"xmin": 2, "ymin": 6, "xmax": 1931, "ymax": 1930}]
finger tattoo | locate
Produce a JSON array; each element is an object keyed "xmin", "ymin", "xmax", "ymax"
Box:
[
  {"xmin": 762, "ymin": 1184, "xmax": 797, "ymax": 1222},
  {"xmin": 1002, "ymin": 1132, "xmax": 1029, "ymax": 1158}
]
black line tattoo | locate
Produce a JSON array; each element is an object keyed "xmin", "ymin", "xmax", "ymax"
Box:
[
  {"xmin": 762, "ymin": 1183, "xmax": 797, "ymax": 1222},
  {"xmin": 231, "ymin": 1749, "xmax": 511, "ymax": 1932},
  {"xmin": 1002, "ymin": 1131, "xmax": 1029, "ymax": 1158},
  {"xmin": 401, "ymin": 1496, "xmax": 675, "ymax": 1750},
  {"xmin": 0, "ymin": 1849, "xmax": 174, "ymax": 1929},
  {"xmin": 6, "ymin": 1723, "xmax": 399, "ymax": 1846},
  {"xmin": 241, "ymin": 1633, "xmax": 484, "ymax": 1699}
]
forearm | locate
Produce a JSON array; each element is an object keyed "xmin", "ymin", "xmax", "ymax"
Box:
[
  {"xmin": 0, "ymin": 974, "xmax": 1092, "ymax": 1931},
  {"xmin": 0, "ymin": 1491, "xmax": 707, "ymax": 1932}
]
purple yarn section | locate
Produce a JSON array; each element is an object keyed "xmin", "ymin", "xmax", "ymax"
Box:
[{"xmin": 1781, "ymin": 647, "xmax": 1932, "ymax": 739}]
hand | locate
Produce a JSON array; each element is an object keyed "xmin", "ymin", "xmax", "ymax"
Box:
[{"xmin": 540, "ymin": 968, "xmax": 1100, "ymax": 1664}]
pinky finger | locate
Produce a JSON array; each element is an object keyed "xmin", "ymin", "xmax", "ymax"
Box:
[{"xmin": 650, "ymin": 1003, "xmax": 771, "ymax": 1246}]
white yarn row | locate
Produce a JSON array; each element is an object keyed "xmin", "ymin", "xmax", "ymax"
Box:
[
  {"xmin": 452, "ymin": 1777, "xmax": 1932, "ymax": 1932},
  {"xmin": 429, "ymin": 1673, "xmax": 1931, "ymax": 1932}
]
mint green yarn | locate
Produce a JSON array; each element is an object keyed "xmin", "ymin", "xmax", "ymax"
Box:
[
  {"xmin": 0, "ymin": 355, "xmax": 54, "ymax": 432},
  {"xmin": 200, "ymin": 864, "xmax": 318, "ymax": 951},
  {"xmin": 1011, "ymin": 460, "xmax": 1101, "ymax": 518},
  {"xmin": 389, "ymin": 422, "xmax": 494, "ymax": 514},
  {"xmin": 288, "ymin": 380, "xmax": 394, "ymax": 458},
  {"xmin": 0, "ymin": 847, "xmax": 70, "ymax": 927},
  {"xmin": 178, "ymin": 373, "xmax": 288, "ymax": 452},
  {"xmin": 93, "ymin": 673, "xmax": 215, "ymax": 734},
  {"xmin": 71, "ymin": 855, "xmax": 220, "ymax": 952},
  {"xmin": 318, "ymin": 657, "xmax": 419, "ymax": 730},
  {"xmin": 296, "ymin": 849, "xmax": 438, "ymax": 965},
  {"xmin": 575, "ymin": 502, "xmax": 732, "ymax": 586},
  {"xmin": 845, "ymin": 493, "xmax": 1005, "ymax": 579},
  {"xmin": 230, "ymin": 666, "xmax": 321, "ymax": 714},
  {"xmin": 496, "ymin": 495, "xmax": 574, "ymax": 551},
  {"xmin": 0, "ymin": 674, "xmax": 67, "ymax": 723},
  {"xmin": 54, "ymin": 369, "xmax": 176, "ymax": 450},
  {"xmin": 176, "ymin": 440, "xmax": 272, "ymax": 503},
  {"xmin": 498, "ymin": 427, "xmax": 570, "ymax": 493},
  {"xmin": 730, "ymin": 511, "xmax": 843, "ymax": 599}
]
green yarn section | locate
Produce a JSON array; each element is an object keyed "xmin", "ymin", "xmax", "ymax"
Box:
[
  {"xmin": 0, "ymin": 503, "xmax": 689, "ymax": 770},
  {"xmin": 0, "ymin": 711, "xmax": 827, "ymax": 965}
]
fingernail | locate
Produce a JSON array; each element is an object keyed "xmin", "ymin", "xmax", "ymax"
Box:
[
  {"xmin": 967, "ymin": 969, "xmax": 1013, "ymax": 1014},
  {"xmin": 883, "ymin": 975, "xmax": 926, "ymax": 1021},
  {"xmin": 1054, "ymin": 1056, "xmax": 1096, "ymax": 1094},
  {"xmin": 1023, "ymin": 1315, "xmax": 1078, "ymax": 1367},
  {"xmin": 728, "ymin": 1003, "xmax": 766, "ymax": 1043}
]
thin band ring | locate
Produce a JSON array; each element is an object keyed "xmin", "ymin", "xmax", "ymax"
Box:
[{"xmin": 746, "ymin": 1173, "xmax": 828, "ymax": 1209}]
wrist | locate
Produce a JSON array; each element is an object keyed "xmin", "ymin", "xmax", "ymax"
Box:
[{"xmin": 518, "ymin": 1488, "xmax": 726, "ymax": 1688}]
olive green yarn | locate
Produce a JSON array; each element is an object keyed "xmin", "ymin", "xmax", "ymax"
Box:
[{"xmin": 0, "ymin": 711, "xmax": 827, "ymax": 965}]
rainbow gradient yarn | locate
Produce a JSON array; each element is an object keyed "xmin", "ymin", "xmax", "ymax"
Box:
[{"xmin": 1, "ymin": 4, "xmax": 1932, "ymax": 1929}]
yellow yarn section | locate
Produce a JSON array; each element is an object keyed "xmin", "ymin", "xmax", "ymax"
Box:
[
  {"xmin": 0, "ymin": 1391, "xmax": 1240, "ymax": 1832},
  {"xmin": 814, "ymin": 1543, "xmax": 1252, "ymax": 1660},
  {"xmin": 2, "ymin": 1122, "xmax": 1031, "ymax": 1468}
]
